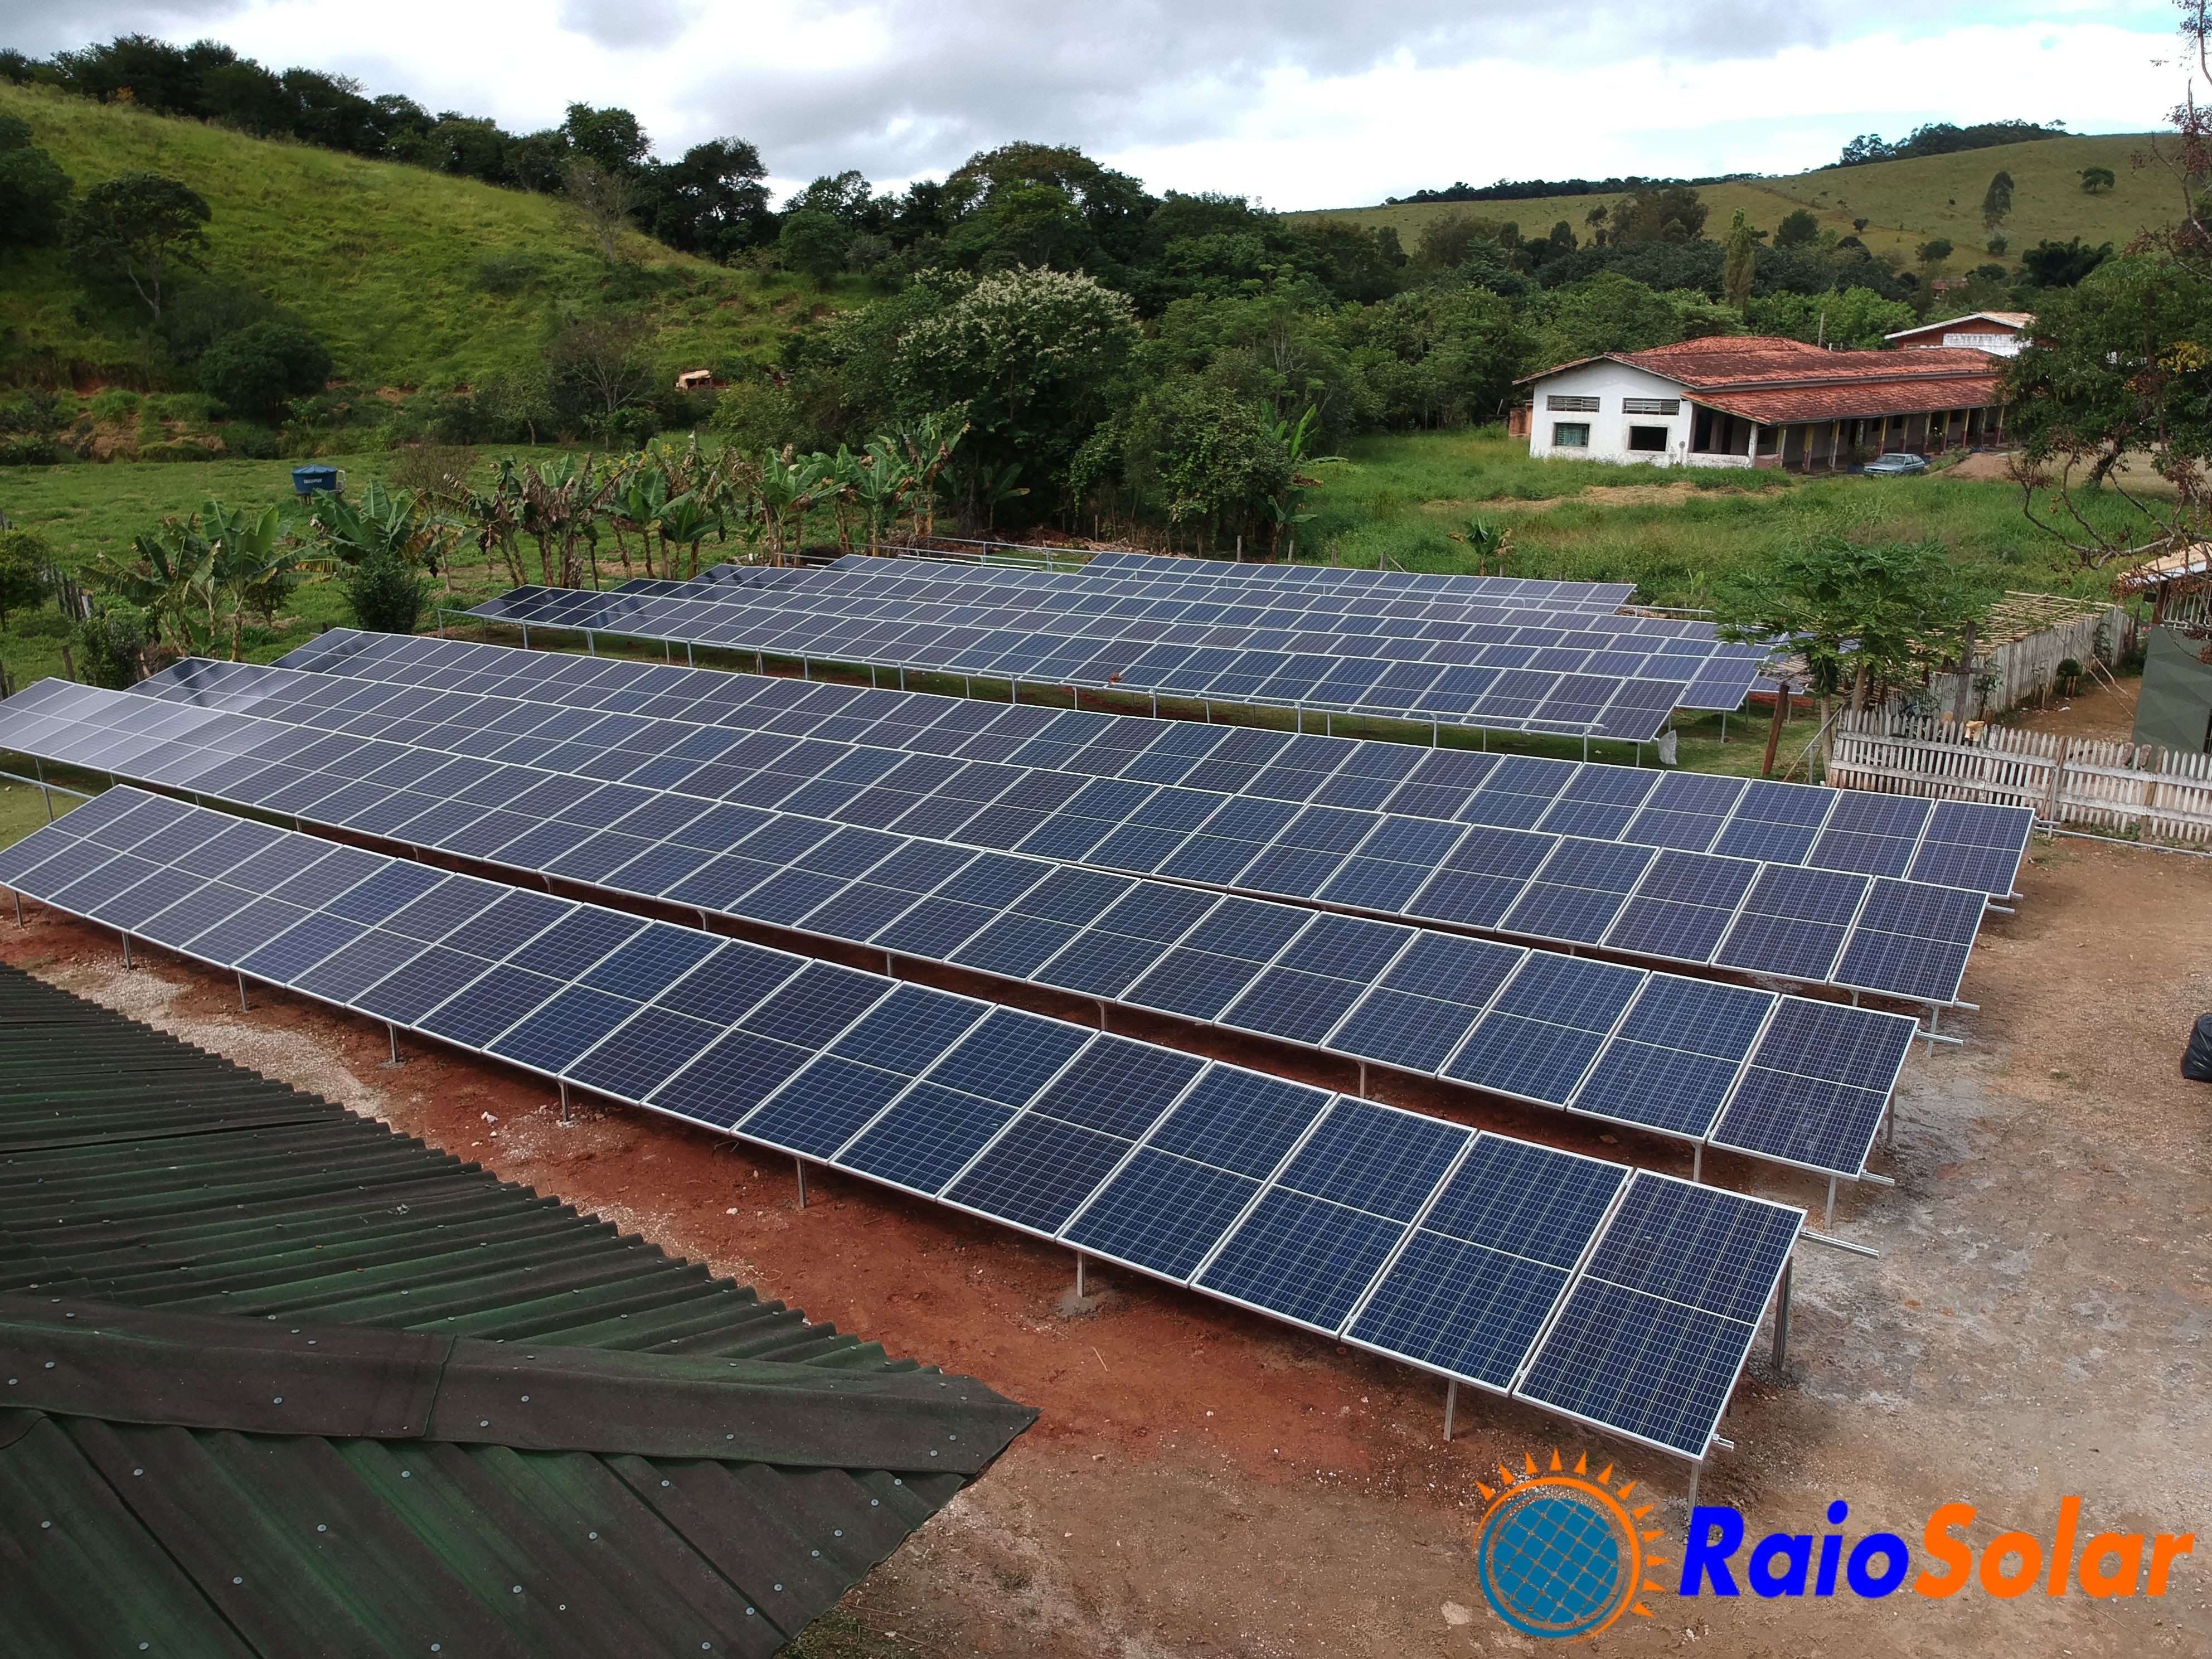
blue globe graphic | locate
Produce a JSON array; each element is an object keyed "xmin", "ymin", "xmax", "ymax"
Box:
[{"xmin": 1477, "ymin": 1484, "xmax": 1628, "ymax": 1638}]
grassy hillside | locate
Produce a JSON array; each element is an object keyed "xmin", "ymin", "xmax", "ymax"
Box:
[
  {"xmin": 1302, "ymin": 133, "xmax": 2169, "ymax": 280},
  {"xmin": 0, "ymin": 82, "xmax": 838, "ymax": 393}
]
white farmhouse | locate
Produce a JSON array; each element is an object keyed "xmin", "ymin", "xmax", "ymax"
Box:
[{"xmin": 1511, "ymin": 336, "xmax": 2009, "ymax": 470}]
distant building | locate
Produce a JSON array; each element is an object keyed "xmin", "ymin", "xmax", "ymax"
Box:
[
  {"xmin": 1884, "ymin": 311, "xmax": 2035, "ymax": 356},
  {"xmin": 1514, "ymin": 336, "xmax": 2007, "ymax": 471}
]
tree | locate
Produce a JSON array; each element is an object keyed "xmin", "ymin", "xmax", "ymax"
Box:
[
  {"xmin": 196, "ymin": 321, "xmax": 332, "ymax": 418},
  {"xmin": 560, "ymin": 104, "xmax": 651, "ymax": 172},
  {"xmin": 1981, "ymin": 170, "xmax": 2014, "ymax": 232},
  {"xmin": 1609, "ymin": 185, "xmax": 1707, "ymax": 244},
  {"xmin": 1917, "ymin": 237, "xmax": 1954, "ymax": 267},
  {"xmin": 1715, "ymin": 536, "xmax": 1988, "ymax": 777},
  {"xmin": 2002, "ymin": 255, "xmax": 2212, "ymax": 567},
  {"xmin": 546, "ymin": 314, "xmax": 658, "ymax": 444},
  {"xmin": 0, "ymin": 113, "xmax": 71, "ymax": 250},
  {"xmin": 1744, "ymin": 287, "xmax": 1917, "ymax": 348},
  {"xmin": 1721, "ymin": 210, "xmax": 1755, "ymax": 311},
  {"xmin": 65, "ymin": 172, "xmax": 210, "ymax": 319},
  {"xmin": 345, "ymin": 552, "xmax": 429, "ymax": 633},
  {"xmin": 891, "ymin": 266, "xmax": 1141, "ymax": 520},
  {"xmin": 0, "ymin": 528, "xmax": 51, "ymax": 628},
  {"xmin": 561, "ymin": 157, "xmax": 643, "ymax": 263},
  {"xmin": 477, "ymin": 366, "xmax": 554, "ymax": 445},
  {"xmin": 1773, "ymin": 208, "xmax": 1820, "ymax": 250},
  {"xmin": 779, "ymin": 207, "xmax": 851, "ymax": 285},
  {"xmin": 2021, "ymin": 236, "xmax": 2113, "ymax": 288},
  {"xmin": 647, "ymin": 137, "xmax": 770, "ymax": 259},
  {"xmin": 71, "ymin": 608, "xmax": 148, "ymax": 688},
  {"xmin": 2079, "ymin": 166, "xmax": 2116, "ymax": 193}
]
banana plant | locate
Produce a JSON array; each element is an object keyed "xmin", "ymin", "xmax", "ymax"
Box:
[
  {"xmin": 1445, "ymin": 515, "xmax": 1514, "ymax": 576},
  {"xmin": 752, "ymin": 447, "xmax": 830, "ymax": 565},
  {"xmin": 610, "ymin": 463, "xmax": 671, "ymax": 579},
  {"xmin": 890, "ymin": 412, "xmax": 969, "ymax": 541},
  {"xmin": 1259, "ymin": 405, "xmax": 1343, "ymax": 559},
  {"xmin": 304, "ymin": 482, "xmax": 463, "ymax": 584},
  {"xmin": 656, "ymin": 493, "xmax": 720, "ymax": 578},
  {"xmin": 848, "ymin": 439, "xmax": 913, "ymax": 555},
  {"xmin": 203, "ymin": 501, "xmax": 329, "ymax": 657}
]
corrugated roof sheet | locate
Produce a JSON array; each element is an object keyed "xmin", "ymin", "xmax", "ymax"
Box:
[{"xmin": 0, "ymin": 964, "xmax": 1034, "ymax": 1657}]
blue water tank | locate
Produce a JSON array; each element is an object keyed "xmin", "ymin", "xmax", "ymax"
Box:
[{"xmin": 292, "ymin": 465, "xmax": 342, "ymax": 496}]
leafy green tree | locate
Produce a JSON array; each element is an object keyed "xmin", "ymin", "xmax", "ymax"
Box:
[
  {"xmin": 1744, "ymin": 287, "xmax": 1916, "ymax": 348},
  {"xmin": 1715, "ymin": 536, "xmax": 1988, "ymax": 775},
  {"xmin": 2021, "ymin": 236, "xmax": 2113, "ymax": 288},
  {"xmin": 1118, "ymin": 380, "xmax": 1292, "ymax": 551},
  {"xmin": 546, "ymin": 314, "xmax": 659, "ymax": 446},
  {"xmin": 71, "ymin": 607, "xmax": 148, "ymax": 689},
  {"xmin": 2002, "ymin": 254, "xmax": 2212, "ymax": 567},
  {"xmin": 1530, "ymin": 272, "xmax": 1740, "ymax": 365},
  {"xmin": 644, "ymin": 137, "xmax": 772, "ymax": 258},
  {"xmin": 779, "ymin": 207, "xmax": 851, "ymax": 286},
  {"xmin": 2079, "ymin": 166, "xmax": 2116, "ymax": 193},
  {"xmin": 1917, "ymin": 237, "xmax": 1954, "ymax": 267},
  {"xmin": 0, "ymin": 528, "xmax": 52, "ymax": 627},
  {"xmin": 0, "ymin": 113, "xmax": 71, "ymax": 250},
  {"xmin": 891, "ymin": 266, "xmax": 1141, "ymax": 523},
  {"xmin": 65, "ymin": 172, "xmax": 210, "ymax": 319},
  {"xmin": 345, "ymin": 552, "xmax": 429, "ymax": 633},
  {"xmin": 1773, "ymin": 208, "xmax": 1820, "ymax": 250},
  {"xmin": 196, "ymin": 322, "xmax": 332, "ymax": 418},
  {"xmin": 1981, "ymin": 170, "xmax": 2014, "ymax": 232},
  {"xmin": 1721, "ymin": 210, "xmax": 1756, "ymax": 312},
  {"xmin": 1608, "ymin": 185, "xmax": 1708, "ymax": 244}
]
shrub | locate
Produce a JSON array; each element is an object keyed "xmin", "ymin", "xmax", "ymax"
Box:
[
  {"xmin": 344, "ymin": 551, "xmax": 428, "ymax": 633},
  {"xmin": 0, "ymin": 528, "xmax": 51, "ymax": 626},
  {"xmin": 72, "ymin": 608, "xmax": 148, "ymax": 688},
  {"xmin": 198, "ymin": 321, "xmax": 333, "ymax": 418}
]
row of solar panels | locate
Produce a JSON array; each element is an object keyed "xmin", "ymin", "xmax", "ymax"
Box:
[
  {"xmin": 0, "ymin": 785, "xmax": 1806, "ymax": 1462},
  {"xmin": 3, "ymin": 678, "xmax": 1915, "ymax": 1178},
  {"xmin": 1048, "ymin": 550, "xmax": 1639, "ymax": 610},
  {"xmin": 474, "ymin": 581, "xmax": 1702, "ymax": 741},
  {"xmin": 275, "ymin": 629, "xmax": 2032, "ymax": 898},
  {"xmin": 650, "ymin": 561, "xmax": 1769, "ymax": 716},
  {"xmin": 180, "ymin": 645, "xmax": 1997, "ymax": 1007},
  {"xmin": 797, "ymin": 550, "xmax": 1666, "ymax": 633},
  {"xmin": 740, "ymin": 555, "xmax": 1713, "ymax": 647}
]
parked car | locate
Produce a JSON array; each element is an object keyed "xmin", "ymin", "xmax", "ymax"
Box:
[{"xmin": 1861, "ymin": 452, "xmax": 1929, "ymax": 476}]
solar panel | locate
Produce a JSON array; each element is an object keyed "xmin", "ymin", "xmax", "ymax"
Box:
[
  {"xmin": 69, "ymin": 670, "xmax": 1987, "ymax": 1030},
  {"xmin": 3, "ymin": 685, "xmax": 1933, "ymax": 1182},
  {"xmin": 1514, "ymin": 1172, "xmax": 1801, "ymax": 1457},
  {"xmin": 205, "ymin": 636, "xmax": 2027, "ymax": 906}
]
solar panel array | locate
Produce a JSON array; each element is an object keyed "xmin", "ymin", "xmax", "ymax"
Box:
[
  {"xmin": 225, "ymin": 639, "xmax": 2001, "ymax": 1006},
  {"xmin": 1063, "ymin": 550, "xmax": 1640, "ymax": 610},
  {"xmin": 677, "ymin": 556, "xmax": 1760, "ymax": 690},
  {"xmin": 275, "ymin": 629, "xmax": 2034, "ymax": 899},
  {"xmin": 0, "ymin": 678, "xmax": 1917, "ymax": 1178},
  {"xmin": 473, "ymin": 579, "xmax": 1697, "ymax": 743},
  {"xmin": 0, "ymin": 784, "xmax": 1804, "ymax": 1459},
  {"xmin": 676, "ymin": 557, "xmax": 1771, "ymax": 708}
]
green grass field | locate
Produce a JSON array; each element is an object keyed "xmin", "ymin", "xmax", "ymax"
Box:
[
  {"xmin": 0, "ymin": 81, "xmax": 850, "ymax": 394},
  {"xmin": 1300, "ymin": 132, "xmax": 2169, "ymax": 280}
]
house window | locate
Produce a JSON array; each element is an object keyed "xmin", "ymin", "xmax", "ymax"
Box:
[
  {"xmin": 1627, "ymin": 426, "xmax": 1668, "ymax": 452},
  {"xmin": 1546, "ymin": 395, "xmax": 1600, "ymax": 411},
  {"xmin": 1622, "ymin": 398, "xmax": 1681, "ymax": 415},
  {"xmin": 1552, "ymin": 423, "xmax": 1591, "ymax": 448}
]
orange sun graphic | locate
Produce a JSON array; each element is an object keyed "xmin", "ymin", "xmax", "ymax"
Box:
[{"xmin": 1470, "ymin": 1448, "xmax": 1670, "ymax": 1641}]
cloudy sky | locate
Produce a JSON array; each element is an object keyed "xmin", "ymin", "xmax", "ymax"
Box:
[{"xmin": 1, "ymin": 0, "xmax": 2186, "ymax": 206}]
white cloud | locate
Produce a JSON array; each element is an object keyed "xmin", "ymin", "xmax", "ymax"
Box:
[{"xmin": 4, "ymin": 0, "xmax": 2185, "ymax": 206}]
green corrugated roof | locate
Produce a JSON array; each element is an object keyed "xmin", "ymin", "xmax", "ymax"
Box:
[{"xmin": 0, "ymin": 964, "xmax": 1035, "ymax": 1656}]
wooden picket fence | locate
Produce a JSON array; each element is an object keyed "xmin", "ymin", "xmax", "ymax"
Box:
[{"xmin": 1828, "ymin": 710, "xmax": 2212, "ymax": 845}]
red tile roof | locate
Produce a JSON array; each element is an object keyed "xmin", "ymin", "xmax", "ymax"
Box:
[{"xmin": 1522, "ymin": 335, "xmax": 2005, "ymax": 424}]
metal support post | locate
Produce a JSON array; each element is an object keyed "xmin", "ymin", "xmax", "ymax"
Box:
[
  {"xmin": 10, "ymin": 890, "xmax": 20, "ymax": 927},
  {"xmin": 664, "ymin": 642, "xmax": 672, "ymax": 662},
  {"xmin": 1687, "ymin": 1459, "xmax": 1702, "ymax": 1511},
  {"xmin": 1075, "ymin": 1253, "xmax": 1087, "ymax": 1298},
  {"xmin": 686, "ymin": 644, "xmax": 693, "ymax": 667},
  {"xmin": 795, "ymin": 1159, "xmax": 808, "ymax": 1209},
  {"xmin": 389, "ymin": 1025, "xmax": 401, "ymax": 1065},
  {"xmin": 1885, "ymin": 1101, "xmax": 1896, "ymax": 1150},
  {"xmin": 1692, "ymin": 1143, "xmax": 1702, "ymax": 1183},
  {"xmin": 585, "ymin": 632, "xmax": 596, "ymax": 657},
  {"xmin": 1444, "ymin": 1380, "xmax": 1457, "ymax": 1442},
  {"xmin": 120, "ymin": 932, "xmax": 133, "ymax": 968},
  {"xmin": 236, "ymin": 972, "xmax": 250, "ymax": 1012},
  {"xmin": 1824, "ymin": 1175, "xmax": 1838, "ymax": 1231},
  {"xmin": 520, "ymin": 624, "xmax": 530, "ymax": 648},
  {"xmin": 1357, "ymin": 1060, "xmax": 1369, "ymax": 1098},
  {"xmin": 1773, "ymin": 1258, "xmax": 1793, "ymax": 1368},
  {"xmin": 559, "ymin": 1081, "xmax": 571, "ymax": 1124}
]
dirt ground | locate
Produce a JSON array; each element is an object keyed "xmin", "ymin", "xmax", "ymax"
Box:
[
  {"xmin": 1996, "ymin": 673, "xmax": 2143, "ymax": 746},
  {"xmin": 8, "ymin": 824, "xmax": 2210, "ymax": 1658}
]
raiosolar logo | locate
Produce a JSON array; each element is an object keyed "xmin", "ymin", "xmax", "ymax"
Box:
[{"xmin": 1471, "ymin": 1449, "xmax": 1667, "ymax": 1641}]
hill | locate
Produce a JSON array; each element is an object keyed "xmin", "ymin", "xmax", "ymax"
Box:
[
  {"xmin": 1300, "ymin": 133, "xmax": 2170, "ymax": 279},
  {"xmin": 0, "ymin": 81, "xmax": 828, "ymax": 394}
]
